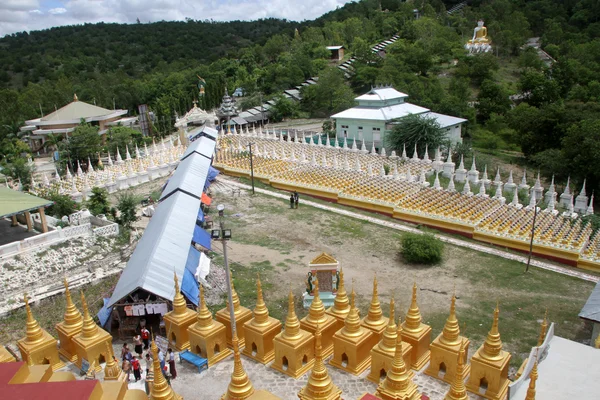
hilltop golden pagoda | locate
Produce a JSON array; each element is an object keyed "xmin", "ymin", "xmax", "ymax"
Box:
[
  {"xmin": 300, "ymin": 279, "xmax": 338, "ymax": 359},
  {"xmin": 216, "ymin": 277, "xmax": 253, "ymax": 349},
  {"xmin": 189, "ymin": 285, "xmax": 232, "ymax": 366},
  {"xmin": 466, "ymin": 304, "xmax": 511, "ymax": 400},
  {"xmin": 104, "ymin": 341, "xmax": 126, "ymax": 381},
  {"xmin": 149, "ymin": 337, "xmax": 183, "ymax": 400},
  {"xmin": 425, "ymin": 292, "xmax": 470, "ymax": 384},
  {"xmin": 271, "ymin": 289, "xmax": 315, "ymax": 379},
  {"xmin": 361, "ymin": 275, "xmax": 389, "ymax": 343},
  {"xmin": 163, "ymin": 273, "xmax": 197, "ymax": 351},
  {"xmin": 444, "ymin": 340, "xmax": 468, "ymax": 400},
  {"xmin": 325, "ymin": 267, "xmax": 350, "ymax": 330},
  {"xmin": 0, "ymin": 346, "xmax": 16, "ymax": 363},
  {"xmin": 367, "ymin": 298, "xmax": 413, "ymax": 383},
  {"xmin": 329, "ymin": 286, "xmax": 373, "ymax": 375},
  {"xmin": 298, "ymin": 323, "xmax": 342, "ymax": 400},
  {"xmin": 401, "ymin": 283, "xmax": 431, "ymax": 371},
  {"xmin": 373, "ymin": 323, "xmax": 422, "ymax": 400},
  {"xmin": 243, "ymin": 275, "xmax": 282, "ymax": 364},
  {"xmin": 71, "ymin": 290, "xmax": 112, "ymax": 372},
  {"xmin": 17, "ymin": 294, "xmax": 65, "ymax": 371},
  {"xmin": 55, "ymin": 279, "xmax": 83, "ymax": 363}
]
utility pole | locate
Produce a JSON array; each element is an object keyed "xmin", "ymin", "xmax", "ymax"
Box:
[
  {"xmin": 217, "ymin": 204, "xmax": 236, "ymax": 336},
  {"xmin": 248, "ymin": 143, "xmax": 255, "ymax": 195}
]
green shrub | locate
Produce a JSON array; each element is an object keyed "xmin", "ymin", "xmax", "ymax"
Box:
[{"xmin": 401, "ymin": 233, "xmax": 444, "ymax": 265}]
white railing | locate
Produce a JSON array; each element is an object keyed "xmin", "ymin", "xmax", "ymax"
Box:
[{"xmin": 93, "ymin": 223, "xmax": 119, "ymax": 237}]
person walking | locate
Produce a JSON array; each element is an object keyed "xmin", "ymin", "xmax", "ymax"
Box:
[
  {"xmin": 167, "ymin": 348, "xmax": 177, "ymax": 379},
  {"xmin": 294, "ymin": 191, "xmax": 299, "ymax": 209},
  {"xmin": 158, "ymin": 349, "xmax": 166, "ymax": 377},
  {"xmin": 290, "ymin": 193, "xmax": 295, "ymax": 209},
  {"xmin": 140, "ymin": 327, "xmax": 150, "ymax": 350},
  {"xmin": 144, "ymin": 353, "xmax": 152, "ymax": 376},
  {"xmin": 121, "ymin": 343, "xmax": 130, "ymax": 361},
  {"xmin": 133, "ymin": 334, "xmax": 143, "ymax": 358},
  {"xmin": 131, "ymin": 356, "xmax": 141, "ymax": 382},
  {"xmin": 122, "ymin": 358, "xmax": 131, "ymax": 382}
]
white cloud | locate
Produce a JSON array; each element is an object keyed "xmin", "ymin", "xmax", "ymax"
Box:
[{"xmin": 0, "ymin": 0, "xmax": 355, "ymax": 37}]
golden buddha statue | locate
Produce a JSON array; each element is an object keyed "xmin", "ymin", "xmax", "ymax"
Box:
[{"xmin": 466, "ymin": 20, "xmax": 492, "ymax": 53}]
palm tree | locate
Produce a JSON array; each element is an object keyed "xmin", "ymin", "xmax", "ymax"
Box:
[{"xmin": 43, "ymin": 133, "xmax": 64, "ymax": 153}]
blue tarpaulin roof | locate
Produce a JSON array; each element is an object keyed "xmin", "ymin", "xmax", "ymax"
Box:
[
  {"xmin": 185, "ymin": 245, "xmax": 201, "ymax": 275},
  {"xmin": 192, "ymin": 224, "xmax": 211, "ymax": 250},
  {"xmin": 97, "ymin": 298, "xmax": 112, "ymax": 328},
  {"xmin": 197, "ymin": 207, "xmax": 204, "ymax": 223},
  {"xmin": 181, "ymin": 268, "xmax": 199, "ymax": 306}
]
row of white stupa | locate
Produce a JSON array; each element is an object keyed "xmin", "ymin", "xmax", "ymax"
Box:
[
  {"xmin": 222, "ymin": 126, "xmax": 594, "ymax": 217},
  {"xmin": 32, "ymin": 137, "xmax": 182, "ymax": 202}
]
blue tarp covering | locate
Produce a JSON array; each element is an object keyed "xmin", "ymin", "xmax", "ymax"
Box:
[
  {"xmin": 192, "ymin": 224, "xmax": 212, "ymax": 250},
  {"xmin": 181, "ymin": 268, "xmax": 199, "ymax": 306},
  {"xmin": 185, "ymin": 245, "xmax": 201, "ymax": 275},
  {"xmin": 97, "ymin": 298, "xmax": 112, "ymax": 328},
  {"xmin": 197, "ymin": 207, "xmax": 204, "ymax": 223},
  {"xmin": 207, "ymin": 166, "xmax": 219, "ymax": 182}
]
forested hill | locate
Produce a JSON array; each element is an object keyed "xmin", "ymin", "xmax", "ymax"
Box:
[{"xmin": 0, "ymin": 19, "xmax": 300, "ymax": 86}]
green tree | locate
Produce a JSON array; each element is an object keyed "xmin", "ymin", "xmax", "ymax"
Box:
[
  {"xmin": 561, "ymin": 119, "xmax": 600, "ymax": 193},
  {"xmin": 65, "ymin": 122, "xmax": 102, "ymax": 165},
  {"xmin": 116, "ymin": 191, "xmax": 140, "ymax": 229},
  {"xmin": 87, "ymin": 187, "xmax": 111, "ymax": 216},
  {"xmin": 46, "ymin": 192, "xmax": 79, "ymax": 218},
  {"xmin": 401, "ymin": 233, "xmax": 443, "ymax": 265},
  {"xmin": 1, "ymin": 158, "xmax": 35, "ymax": 190},
  {"xmin": 300, "ymin": 67, "xmax": 355, "ymax": 117},
  {"xmin": 106, "ymin": 125, "xmax": 142, "ymax": 156},
  {"xmin": 270, "ymin": 95, "xmax": 299, "ymax": 122},
  {"xmin": 456, "ymin": 53, "xmax": 499, "ymax": 86},
  {"xmin": 518, "ymin": 69, "xmax": 561, "ymax": 108},
  {"xmin": 385, "ymin": 114, "xmax": 445, "ymax": 157},
  {"xmin": 476, "ymin": 80, "xmax": 511, "ymax": 121}
]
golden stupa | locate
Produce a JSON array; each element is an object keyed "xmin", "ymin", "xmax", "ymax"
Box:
[
  {"xmin": 163, "ymin": 272, "xmax": 197, "ymax": 351},
  {"xmin": 401, "ymin": 283, "xmax": 431, "ymax": 371},
  {"xmin": 300, "ymin": 279, "xmax": 338, "ymax": 359},
  {"xmin": 325, "ymin": 267, "xmax": 350, "ymax": 331},
  {"xmin": 466, "ymin": 304, "xmax": 511, "ymax": 400},
  {"xmin": 525, "ymin": 357, "xmax": 538, "ymax": 400},
  {"xmin": 329, "ymin": 286, "xmax": 373, "ymax": 375},
  {"xmin": 216, "ymin": 277, "xmax": 253, "ymax": 349},
  {"xmin": 104, "ymin": 341, "xmax": 126, "ymax": 381},
  {"xmin": 0, "ymin": 345, "xmax": 16, "ymax": 363},
  {"xmin": 271, "ymin": 289, "xmax": 315, "ymax": 379},
  {"xmin": 298, "ymin": 323, "xmax": 342, "ymax": 400},
  {"xmin": 361, "ymin": 275, "xmax": 389, "ymax": 343},
  {"xmin": 444, "ymin": 340, "xmax": 468, "ymax": 400},
  {"xmin": 373, "ymin": 322, "xmax": 422, "ymax": 400},
  {"xmin": 243, "ymin": 275, "xmax": 282, "ymax": 364},
  {"xmin": 71, "ymin": 290, "xmax": 112, "ymax": 372},
  {"xmin": 149, "ymin": 337, "xmax": 183, "ymax": 400},
  {"xmin": 17, "ymin": 293, "xmax": 65, "ymax": 371},
  {"xmin": 367, "ymin": 297, "xmax": 413, "ymax": 383},
  {"xmin": 425, "ymin": 292, "xmax": 470, "ymax": 384},
  {"xmin": 55, "ymin": 278, "xmax": 83, "ymax": 363},
  {"xmin": 221, "ymin": 331, "xmax": 255, "ymax": 400},
  {"xmin": 188, "ymin": 285, "xmax": 232, "ymax": 366}
]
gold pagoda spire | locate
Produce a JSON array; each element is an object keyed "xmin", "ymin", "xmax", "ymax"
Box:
[
  {"xmin": 380, "ymin": 297, "xmax": 397, "ymax": 352},
  {"xmin": 329, "ymin": 267, "xmax": 350, "ymax": 317},
  {"xmin": 342, "ymin": 285, "xmax": 362, "ymax": 337},
  {"xmin": 24, "ymin": 293, "xmax": 44, "ymax": 343},
  {"xmin": 481, "ymin": 302, "xmax": 503, "ymax": 361},
  {"xmin": 172, "ymin": 272, "xmax": 188, "ymax": 315},
  {"xmin": 197, "ymin": 285, "xmax": 215, "ymax": 328},
  {"xmin": 537, "ymin": 310, "xmax": 548, "ymax": 346},
  {"xmin": 445, "ymin": 340, "xmax": 468, "ymax": 400},
  {"xmin": 307, "ymin": 279, "xmax": 327, "ymax": 325},
  {"xmin": 440, "ymin": 292, "xmax": 461, "ymax": 346},
  {"xmin": 228, "ymin": 277, "xmax": 241, "ymax": 312},
  {"xmin": 525, "ymin": 358, "xmax": 538, "ymax": 400},
  {"xmin": 365, "ymin": 274, "xmax": 383, "ymax": 324},
  {"xmin": 223, "ymin": 332, "xmax": 255, "ymax": 400},
  {"xmin": 62, "ymin": 278, "xmax": 83, "ymax": 327},
  {"xmin": 150, "ymin": 336, "xmax": 180, "ymax": 400},
  {"xmin": 299, "ymin": 323, "xmax": 342, "ymax": 400},
  {"xmin": 595, "ymin": 334, "xmax": 600, "ymax": 349},
  {"xmin": 80, "ymin": 290, "xmax": 99, "ymax": 339},
  {"xmin": 252, "ymin": 274, "xmax": 270, "ymax": 326},
  {"xmin": 404, "ymin": 282, "xmax": 422, "ymax": 332},
  {"xmin": 103, "ymin": 341, "xmax": 123, "ymax": 380},
  {"xmin": 283, "ymin": 288, "xmax": 301, "ymax": 340}
]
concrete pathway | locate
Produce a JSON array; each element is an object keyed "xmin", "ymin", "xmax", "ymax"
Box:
[{"xmin": 221, "ymin": 178, "xmax": 599, "ymax": 283}]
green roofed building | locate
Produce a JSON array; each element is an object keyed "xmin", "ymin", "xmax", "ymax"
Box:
[{"xmin": 0, "ymin": 187, "xmax": 53, "ymax": 234}]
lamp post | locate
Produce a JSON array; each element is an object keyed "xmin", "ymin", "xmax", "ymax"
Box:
[
  {"xmin": 525, "ymin": 195, "xmax": 541, "ymax": 273},
  {"xmin": 212, "ymin": 204, "xmax": 236, "ymax": 336}
]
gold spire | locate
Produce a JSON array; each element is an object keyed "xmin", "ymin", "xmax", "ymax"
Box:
[
  {"xmin": 364, "ymin": 274, "xmax": 384, "ymax": 326},
  {"xmin": 329, "ymin": 268, "xmax": 349, "ymax": 317},
  {"xmin": 252, "ymin": 274, "xmax": 270, "ymax": 326},
  {"xmin": 197, "ymin": 285, "xmax": 215, "ymax": 328},
  {"xmin": 537, "ymin": 309, "xmax": 548, "ymax": 347},
  {"xmin": 299, "ymin": 323, "xmax": 341, "ymax": 400},
  {"xmin": 150, "ymin": 336, "xmax": 179, "ymax": 400},
  {"xmin": 79, "ymin": 290, "xmax": 99, "ymax": 339},
  {"xmin": 307, "ymin": 279, "xmax": 327, "ymax": 324},
  {"xmin": 172, "ymin": 272, "xmax": 188, "ymax": 315},
  {"xmin": 380, "ymin": 297, "xmax": 397, "ymax": 352},
  {"xmin": 404, "ymin": 282, "xmax": 422, "ymax": 332},
  {"xmin": 481, "ymin": 302, "xmax": 503, "ymax": 361},
  {"xmin": 228, "ymin": 277, "xmax": 241, "ymax": 312},
  {"xmin": 103, "ymin": 341, "xmax": 123, "ymax": 380},
  {"xmin": 525, "ymin": 358, "xmax": 538, "ymax": 400},
  {"xmin": 223, "ymin": 332, "xmax": 255, "ymax": 400},
  {"xmin": 445, "ymin": 340, "xmax": 468, "ymax": 400},
  {"xmin": 441, "ymin": 292, "xmax": 461, "ymax": 346},
  {"xmin": 342, "ymin": 285, "xmax": 362, "ymax": 337},
  {"xmin": 283, "ymin": 288, "xmax": 301, "ymax": 340},
  {"xmin": 24, "ymin": 293, "xmax": 44, "ymax": 343},
  {"xmin": 62, "ymin": 278, "xmax": 83, "ymax": 327}
]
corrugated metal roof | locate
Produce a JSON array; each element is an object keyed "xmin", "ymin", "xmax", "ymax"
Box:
[
  {"xmin": 579, "ymin": 280, "xmax": 600, "ymax": 322},
  {"xmin": 186, "ymin": 125, "xmax": 218, "ymax": 142},
  {"xmin": 331, "ymin": 102, "xmax": 429, "ymax": 122},
  {"xmin": 326, "ymin": 46, "xmax": 344, "ymax": 50},
  {"xmin": 0, "ymin": 187, "xmax": 53, "ymax": 218},
  {"xmin": 181, "ymin": 135, "xmax": 217, "ymax": 160},
  {"xmin": 356, "ymin": 87, "xmax": 409, "ymax": 101},
  {"xmin": 424, "ymin": 112, "xmax": 468, "ymax": 127},
  {"xmin": 107, "ymin": 191, "xmax": 201, "ymax": 306},
  {"xmin": 160, "ymin": 153, "xmax": 212, "ymax": 200}
]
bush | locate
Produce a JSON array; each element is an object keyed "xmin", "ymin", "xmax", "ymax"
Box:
[
  {"xmin": 115, "ymin": 191, "xmax": 140, "ymax": 229},
  {"xmin": 87, "ymin": 187, "xmax": 110, "ymax": 216},
  {"xmin": 46, "ymin": 193, "xmax": 79, "ymax": 218},
  {"xmin": 401, "ymin": 233, "xmax": 443, "ymax": 264}
]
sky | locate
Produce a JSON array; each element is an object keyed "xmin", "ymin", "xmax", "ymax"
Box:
[{"xmin": 0, "ymin": 0, "xmax": 356, "ymax": 38}]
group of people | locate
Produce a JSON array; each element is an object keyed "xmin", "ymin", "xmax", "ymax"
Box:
[
  {"xmin": 119, "ymin": 327, "xmax": 177, "ymax": 384},
  {"xmin": 289, "ymin": 191, "xmax": 300, "ymax": 209}
]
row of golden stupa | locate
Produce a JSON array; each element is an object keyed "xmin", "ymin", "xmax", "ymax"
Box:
[{"xmin": 1, "ymin": 261, "xmax": 544, "ymax": 400}]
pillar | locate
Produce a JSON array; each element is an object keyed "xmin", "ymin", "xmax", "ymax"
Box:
[
  {"xmin": 11, "ymin": 215, "xmax": 18, "ymax": 227},
  {"xmin": 38, "ymin": 207, "xmax": 48, "ymax": 233},
  {"xmin": 24, "ymin": 211, "xmax": 33, "ymax": 232}
]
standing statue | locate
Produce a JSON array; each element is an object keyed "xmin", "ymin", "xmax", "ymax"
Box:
[
  {"xmin": 306, "ymin": 271, "xmax": 313, "ymax": 294},
  {"xmin": 465, "ymin": 20, "xmax": 492, "ymax": 54}
]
